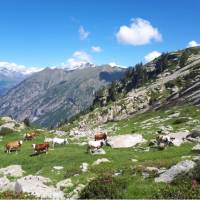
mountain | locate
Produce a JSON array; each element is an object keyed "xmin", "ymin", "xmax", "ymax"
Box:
[
  {"xmin": 60, "ymin": 46, "xmax": 200, "ymax": 130},
  {"xmin": 0, "ymin": 65, "xmax": 125, "ymax": 127},
  {"xmin": 0, "ymin": 62, "xmax": 42, "ymax": 96}
]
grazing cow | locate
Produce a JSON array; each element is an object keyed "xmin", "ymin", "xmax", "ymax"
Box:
[
  {"xmin": 95, "ymin": 132, "xmax": 107, "ymax": 141},
  {"xmin": 24, "ymin": 132, "xmax": 37, "ymax": 141},
  {"xmin": 156, "ymin": 135, "xmax": 174, "ymax": 145},
  {"xmin": 52, "ymin": 137, "xmax": 68, "ymax": 148},
  {"xmin": 87, "ymin": 140, "xmax": 104, "ymax": 153},
  {"xmin": 5, "ymin": 140, "xmax": 23, "ymax": 153},
  {"xmin": 32, "ymin": 142, "xmax": 49, "ymax": 154}
]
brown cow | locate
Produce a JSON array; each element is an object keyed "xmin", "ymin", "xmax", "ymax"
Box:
[
  {"xmin": 5, "ymin": 140, "xmax": 23, "ymax": 153},
  {"xmin": 24, "ymin": 132, "xmax": 37, "ymax": 141},
  {"xmin": 32, "ymin": 142, "xmax": 49, "ymax": 154},
  {"xmin": 94, "ymin": 132, "xmax": 107, "ymax": 141}
]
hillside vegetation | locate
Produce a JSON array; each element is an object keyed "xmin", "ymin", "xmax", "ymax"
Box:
[{"xmin": 0, "ymin": 46, "xmax": 200, "ymax": 199}]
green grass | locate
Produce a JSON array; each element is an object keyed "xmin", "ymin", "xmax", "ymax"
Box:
[{"xmin": 0, "ymin": 104, "xmax": 200, "ymax": 198}]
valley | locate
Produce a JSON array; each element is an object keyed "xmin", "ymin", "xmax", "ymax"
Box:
[{"xmin": 0, "ymin": 46, "xmax": 200, "ymax": 198}]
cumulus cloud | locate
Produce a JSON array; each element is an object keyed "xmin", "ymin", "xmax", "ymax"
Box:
[
  {"xmin": 0, "ymin": 61, "xmax": 43, "ymax": 75},
  {"xmin": 79, "ymin": 26, "xmax": 90, "ymax": 40},
  {"xmin": 187, "ymin": 40, "xmax": 200, "ymax": 47},
  {"xmin": 144, "ymin": 51, "xmax": 161, "ymax": 62},
  {"xmin": 64, "ymin": 50, "xmax": 93, "ymax": 70},
  {"xmin": 91, "ymin": 46, "xmax": 102, "ymax": 53},
  {"xmin": 116, "ymin": 18, "xmax": 162, "ymax": 46}
]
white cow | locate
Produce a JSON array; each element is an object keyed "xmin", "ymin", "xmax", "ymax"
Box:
[
  {"xmin": 52, "ymin": 137, "xmax": 68, "ymax": 148},
  {"xmin": 44, "ymin": 137, "xmax": 68, "ymax": 148}
]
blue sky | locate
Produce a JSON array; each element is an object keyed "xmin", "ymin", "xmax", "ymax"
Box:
[{"xmin": 0, "ymin": 0, "xmax": 199, "ymax": 69}]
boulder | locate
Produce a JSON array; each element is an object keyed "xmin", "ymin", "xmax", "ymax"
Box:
[
  {"xmin": 0, "ymin": 176, "xmax": 10, "ymax": 191},
  {"xmin": 168, "ymin": 131, "xmax": 189, "ymax": 146},
  {"xmin": 187, "ymin": 130, "xmax": 200, "ymax": 138},
  {"xmin": 80, "ymin": 163, "xmax": 89, "ymax": 172},
  {"xmin": 155, "ymin": 160, "xmax": 196, "ymax": 183},
  {"xmin": 53, "ymin": 166, "xmax": 64, "ymax": 170},
  {"xmin": 14, "ymin": 175, "xmax": 64, "ymax": 199},
  {"xmin": 56, "ymin": 178, "xmax": 73, "ymax": 190},
  {"xmin": 192, "ymin": 144, "xmax": 200, "ymax": 151},
  {"xmin": 107, "ymin": 134, "xmax": 146, "ymax": 148},
  {"xmin": 92, "ymin": 158, "xmax": 110, "ymax": 165},
  {"xmin": 0, "ymin": 122, "xmax": 15, "ymax": 131},
  {"xmin": 0, "ymin": 165, "xmax": 24, "ymax": 177}
]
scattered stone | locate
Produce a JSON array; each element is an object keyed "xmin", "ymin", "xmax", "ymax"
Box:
[
  {"xmin": 0, "ymin": 165, "xmax": 24, "ymax": 178},
  {"xmin": 56, "ymin": 178, "xmax": 73, "ymax": 190},
  {"xmin": 142, "ymin": 172, "xmax": 149, "ymax": 179},
  {"xmin": 107, "ymin": 134, "xmax": 146, "ymax": 148},
  {"xmin": 69, "ymin": 184, "xmax": 85, "ymax": 199},
  {"xmin": 155, "ymin": 160, "xmax": 196, "ymax": 183},
  {"xmin": 192, "ymin": 156, "xmax": 200, "ymax": 162},
  {"xmin": 15, "ymin": 175, "xmax": 64, "ymax": 199},
  {"xmin": 192, "ymin": 144, "xmax": 200, "ymax": 151},
  {"xmin": 92, "ymin": 158, "xmax": 110, "ymax": 166},
  {"xmin": 53, "ymin": 166, "xmax": 64, "ymax": 170},
  {"xmin": 80, "ymin": 163, "xmax": 89, "ymax": 172},
  {"xmin": 168, "ymin": 112, "xmax": 180, "ymax": 118},
  {"xmin": 131, "ymin": 159, "xmax": 138, "ymax": 162},
  {"xmin": 158, "ymin": 125, "xmax": 173, "ymax": 135},
  {"xmin": 91, "ymin": 148, "xmax": 106, "ymax": 155}
]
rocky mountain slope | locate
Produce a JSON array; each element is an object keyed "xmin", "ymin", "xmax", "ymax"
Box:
[
  {"xmin": 60, "ymin": 46, "xmax": 200, "ymax": 132},
  {"xmin": 0, "ymin": 65, "xmax": 125, "ymax": 127}
]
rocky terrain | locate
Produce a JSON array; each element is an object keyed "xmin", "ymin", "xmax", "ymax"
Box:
[
  {"xmin": 1, "ymin": 47, "xmax": 200, "ymax": 199},
  {"xmin": 0, "ymin": 65, "xmax": 125, "ymax": 128}
]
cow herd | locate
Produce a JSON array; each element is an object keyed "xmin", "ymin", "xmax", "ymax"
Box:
[
  {"xmin": 4, "ymin": 131, "xmax": 69, "ymax": 155},
  {"xmin": 4, "ymin": 131, "xmax": 108, "ymax": 155}
]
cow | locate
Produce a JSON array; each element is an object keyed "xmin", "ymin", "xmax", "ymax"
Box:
[
  {"xmin": 87, "ymin": 140, "xmax": 104, "ymax": 153},
  {"xmin": 52, "ymin": 137, "xmax": 68, "ymax": 148},
  {"xmin": 44, "ymin": 137, "xmax": 68, "ymax": 148},
  {"xmin": 32, "ymin": 142, "xmax": 49, "ymax": 154},
  {"xmin": 5, "ymin": 140, "xmax": 23, "ymax": 153},
  {"xmin": 24, "ymin": 132, "xmax": 37, "ymax": 141},
  {"xmin": 156, "ymin": 135, "xmax": 175, "ymax": 146},
  {"xmin": 95, "ymin": 132, "xmax": 107, "ymax": 142}
]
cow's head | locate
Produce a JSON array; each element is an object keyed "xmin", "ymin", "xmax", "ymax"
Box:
[
  {"xmin": 32, "ymin": 144, "xmax": 36, "ymax": 149},
  {"xmin": 19, "ymin": 140, "xmax": 23, "ymax": 145}
]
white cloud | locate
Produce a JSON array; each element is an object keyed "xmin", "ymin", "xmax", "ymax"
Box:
[
  {"xmin": 116, "ymin": 18, "xmax": 162, "ymax": 46},
  {"xmin": 187, "ymin": 40, "xmax": 200, "ymax": 47},
  {"xmin": 144, "ymin": 51, "xmax": 161, "ymax": 62},
  {"xmin": 79, "ymin": 26, "xmax": 90, "ymax": 40},
  {"xmin": 108, "ymin": 62, "xmax": 126, "ymax": 68},
  {"xmin": 63, "ymin": 50, "xmax": 93, "ymax": 70},
  {"xmin": 0, "ymin": 61, "xmax": 43, "ymax": 75},
  {"xmin": 91, "ymin": 46, "xmax": 102, "ymax": 53}
]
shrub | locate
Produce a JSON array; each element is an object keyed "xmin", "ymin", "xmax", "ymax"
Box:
[{"xmin": 79, "ymin": 174, "xmax": 128, "ymax": 199}]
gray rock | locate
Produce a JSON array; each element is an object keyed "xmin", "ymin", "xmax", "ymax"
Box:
[
  {"xmin": 107, "ymin": 134, "xmax": 146, "ymax": 148},
  {"xmin": 0, "ymin": 176, "xmax": 10, "ymax": 191},
  {"xmin": 15, "ymin": 175, "xmax": 64, "ymax": 199},
  {"xmin": 80, "ymin": 163, "xmax": 89, "ymax": 172},
  {"xmin": 192, "ymin": 144, "xmax": 200, "ymax": 151},
  {"xmin": 0, "ymin": 165, "xmax": 24, "ymax": 177},
  {"xmin": 92, "ymin": 158, "xmax": 110, "ymax": 165},
  {"xmin": 155, "ymin": 160, "xmax": 196, "ymax": 183},
  {"xmin": 56, "ymin": 178, "xmax": 73, "ymax": 190}
]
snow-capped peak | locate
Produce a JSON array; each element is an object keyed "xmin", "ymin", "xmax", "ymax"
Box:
[{"xmin": 0, "ymin": 61, "xmax": 43, "ymax": 75}]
